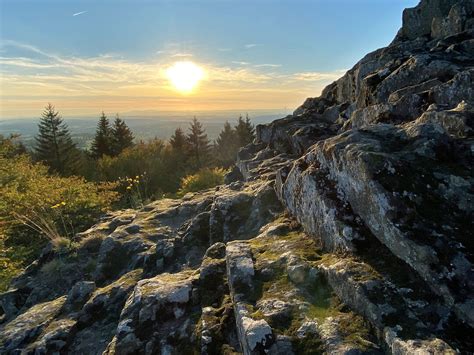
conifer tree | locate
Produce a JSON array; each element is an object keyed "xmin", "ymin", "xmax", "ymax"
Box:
[
  {"xmin": 91, "ymin": 112, "xmax": 112, "ymax": 159},
  {"xmin": 111, "ymin": 114, "xmax": 134, "ymax": 156},
  {"xmin": 186, "ymin": 116, "xmax": 210, "ymax": 170},
  {"xmin": 215, "ymin": 121, "xmax": 238, "ymax": 166},
  {"xmin": 170, "ymin": 127, "xmax": 188, "ymax": 153},
  {"xmin": 235, "ymin": 114, "xmax": 255, "ymax": 147},
  {"xmin": 34, "ymin": 103, "xmax": 80, "ymax": 175},
  {"xmin": 168, "ymin": 127, "xmax": 189, "ymax": 177}
]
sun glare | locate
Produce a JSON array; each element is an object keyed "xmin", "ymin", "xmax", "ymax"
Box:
[{"xmin": 166, "ymin": 61, "xmax": 204, "ymax": 93}]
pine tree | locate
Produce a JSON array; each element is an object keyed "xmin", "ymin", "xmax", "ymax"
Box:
[
  {"xmin": 91, "ymin": 112, "xmax": 112, "ymax": 159},
  {"xmin": 186, "ymin": 116, "xmax": 210, "ymax": 170},
  {"xmin": 168, "ymin": 127, "xmax": 189, "ymax": 178},
  {"xmin": 235, "ymin": 114, "xmax": 255, "ymax": 147},
  {"xmin": 170, "ymin": 127, "xmax": 188, "ymax": 153},
  {"xmin": 215, "ymin": 121, "xmax": 239, "ymax": 166},
  {"xmin": 34, "ymin": 103, "xmax": 80, "ymax": 175},
  {"xmin": 111, "ymin": 114, "xmax": 134, "ymax": 156}
]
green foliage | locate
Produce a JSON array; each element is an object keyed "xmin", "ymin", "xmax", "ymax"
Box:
[
  {"xmin": 0, "ymin": 154, "xmax": 118, "ymax": 242},
  {"xmin": 235, "ymin": 114, "xmax": 255, "ymax": 147},
  {"xmin": 0, "ymin": 242, "xmax": 42, "ymax": 292},
  {"xmin": 177, "ymin": 167, "xmax": 226, "ymax": 196},
  {"xmin": 215, "ymin": 121, "xmax": 239, "ymax": 167},
  {"xmin": 0, "ymin": 134, "xmax": 27, "ymax": 158},
  {"xmin": 98, "ymin": 139, "xmax": 183, "ymax": 204},
  {"xmin": 187, "ymin": 117, "xmax": 211, "ymax": 170},
  {"xmin": 169, "ymin": 127, "xmax": 188, "ymax": 152},
  {"xmin": 169, "ymin": 127, "xmax": 190, "ymax": 173},
  {"xmin": 111, "ymin": 114, "xmax": 134, "ymax": 156},
  {"xmin": 34, "ymin": 103, "xmax": 81, "ymax": 176},
  {"xmin": 91, "ymin": 112, "xmax": 113, "ymax": 159},
  {"xmin": 0, "ymin": 137, "xmax": 118, "ymax": 290}
]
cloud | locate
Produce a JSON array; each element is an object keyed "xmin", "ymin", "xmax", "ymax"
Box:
[
  {"xmin": 244, "ymin": 44, "xmax": 258, "ymax": 49},
  {"xmin": 232, "ymin": 61, "xmax": 250, "ymax": 66},
  {"xmin": 171, "ymin": 53, "xmax": 194, "ymax": 58},
  {"xmin": 218, "ymin": 48, "xmax": 232, "ymax": 52},
  {"xmin": 72, "ymin": 11, "xmax": 87, "ymax": 17},
  {"xmin": 0, "ymin": 40, "xmax": 347, "ymax": 117},
  {"xmin": 292, "ymin": 70, "xmax": 346, "ymax": 81},
  {"xmin": 0, "ymin": 41, "xmax": 278, "ymax": 95},
  {"xmin": 254, "ymin": 63, "xmax": 281, "ymax": 68}
]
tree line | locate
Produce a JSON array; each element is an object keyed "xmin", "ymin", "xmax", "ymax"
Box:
[{"xmin": 32, "ymin": 103, "xmax": 255, "ymax": 195}]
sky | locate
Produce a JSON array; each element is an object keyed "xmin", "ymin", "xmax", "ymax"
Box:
[{"xmin": 0, "ymin": 0, "xmax": 419, "ymax": 118}]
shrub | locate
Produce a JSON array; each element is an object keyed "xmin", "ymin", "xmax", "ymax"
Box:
[
  {"xmin": 0, "ymin": 153, "xmax": 118, "ymax": 242},
  {"xmin": 177, "ymin": 168, "xmax": 227, "ymax": 196},
  {"xmin": 97, "ymin": 139, "xmax": 180, "ymax": 204},
  {"xmin": 0, "ymin": 141, "xmax": 118, "ymax": 290}
]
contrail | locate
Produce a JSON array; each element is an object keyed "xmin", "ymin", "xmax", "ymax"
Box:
[{"xmin": 72, "ymin": 11, "xmax": 87, "ymax": 17}]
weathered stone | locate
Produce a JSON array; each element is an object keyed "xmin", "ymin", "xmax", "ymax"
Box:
[
  {"xmin": 234, "ymin": 303, "xmax": 274, "ymax": 355},
  {"xmin": 1, "ymin": 1, "xmax": 473, "ymax": 353},
  {"xmin": 226, "ymin": 242, "xmax": 255, "ymax": 300},
  {"xmin": 113, "ymin": 271, "xmax": 197, "ymax": 354},
  {"xmin": 0, "ymin": 296, "xmax": 67, "ymax": 353},
  {"xmin": 67, "ymin": 280, "xmax": 96, "ymax": 306}
]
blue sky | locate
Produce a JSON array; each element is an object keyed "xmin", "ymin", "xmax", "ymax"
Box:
[{"xmin": 0, "ymin": 0, "xmax": 419, "ymax": 117}]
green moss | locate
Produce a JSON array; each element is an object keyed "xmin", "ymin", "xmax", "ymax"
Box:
[
  {"xmin": 285, "ymin": 315, "xmax": 324, "ymax": 354},
  {"xmin": 260, "ymin": 272, "xmax": 293, "ymax": 300},
  {"xmin": 221, "ymin": 344, "xmax": 241, "ymax": 354},
  {"xmin": 94, "ymin": 268, "xmax": 142, "ymax": 296},
  {"xmin": 337, "ymin": 312, "xmax": 374, "ymax": 351},
  {"xmin": 249, "ymin": 230, "xmax": 321, "ymax": 267},
  {"xmin": 292, "ymin": 335, "xmax": 324, "ymax": 354},
  {"xmin": 317, "ymin": 253, "xmax": 341, "ymax": 266},
  {"xmin": 250, "ymin": 308, "xmax": 266, "ymax": 320},
  {"xmin": 139, "ymin": 270, "xmax": 194, "ymax": 295},
  {"xmin": 244, "ymin": 226, "xmax": 380, "ymax": 353},
  {"xmin": 318, "ymin": 255, "xmax": 382, "ymax": 283},
  {"xmin": 194, "ymin": 295, "xmax": 236, "ymax": 354}
]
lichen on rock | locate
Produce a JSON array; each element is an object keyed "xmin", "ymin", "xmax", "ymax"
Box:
[{"xmin": 1, "ymin": 0, "xmax": 473, "ymax": 353}]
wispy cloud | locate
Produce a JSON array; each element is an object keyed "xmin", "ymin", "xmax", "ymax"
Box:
[
  {"xmin": 171, "ymin": 53, "xmax": 194, "ymax": 58},
  {"xmin": 232, "ymin": 61, "xmax": 250, "ymax": 66},
  {"xmin": 72, "ymin": 11, "xmax": 87, "ymax": 17},
  {"xmin": 293, "ymin": 70, "xmax": 347, "ymax": 81},
  {"xmin": 0, "ymin": 41, "xmax": 347, "ymax": 116},
  {"xmin": 254, "ymin": 63, "xmax": 281, "ymax": 68},
  {"xmin": 244, "ymin": 43, "xmax": 259, "ymax": 49}
]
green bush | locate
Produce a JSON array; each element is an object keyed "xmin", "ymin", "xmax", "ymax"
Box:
[
  {"xmin": 97, "ymin": 139, "xmax": 181, "ymax": 205},
  {"xmin": 0, "ymin": 138, "xmax": 118, "ymax": 290},
  {"xmin": 0, "ymin": 154, "xmax": 118, "ymax": 242},
  {"xmin": 177, "ymin": 168, "xmax": 227, "ymax": 196}
]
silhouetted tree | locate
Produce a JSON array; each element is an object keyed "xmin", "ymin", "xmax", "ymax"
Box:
[
  {"xmin": 111, "ymin": 114, "xmax": 134, "ymax": 156},
  {"xmin": 235, "ymin": 114, "xmax": 255, "ymax": 147},
  {"xmin": 169, "ymin": 127, "xmax": 188, "ymax": 153},
  {"xmin": 34, "ymin": 103, "xmax": 80, "ymax": 175},
  {"xmin": 215, "ymin": 121, "xmax": 239, "ymax": 166},
  {"xmin": 186, "ymin": 117, "xmax": 210, "ymax": 170},
  {"xmin": 91, "ymin": 112, "xmax": 112, "ymax": 159}
]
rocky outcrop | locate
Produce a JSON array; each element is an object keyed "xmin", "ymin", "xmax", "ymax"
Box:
[{"xmin": 1, "ymin": 0, "xmax": 473, "ymax": 353}]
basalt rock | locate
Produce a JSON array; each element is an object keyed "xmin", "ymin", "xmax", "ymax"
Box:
[{"xmin": 1, "ymin": 1, "xmax": 473, "ymax": 353}]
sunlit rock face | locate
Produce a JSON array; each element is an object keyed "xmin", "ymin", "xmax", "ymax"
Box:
[{"xmin": 1, "ymin": 0, "xmax": 473, "ymax": 354}]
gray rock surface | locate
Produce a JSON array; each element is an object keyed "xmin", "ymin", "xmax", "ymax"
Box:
[{"xmin": 1, "ymin": 1, "xmax": 472, "ymax": 353}]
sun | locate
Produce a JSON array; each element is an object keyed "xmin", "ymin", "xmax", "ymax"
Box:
[{"xmin": 166, "ymin": 61, "xmax": 204, "ymax": 93}]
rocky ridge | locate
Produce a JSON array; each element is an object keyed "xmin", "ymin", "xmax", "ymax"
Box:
[{"xmin": 1, "ymin": 0, "xmax": 473, "ymax": 354}]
